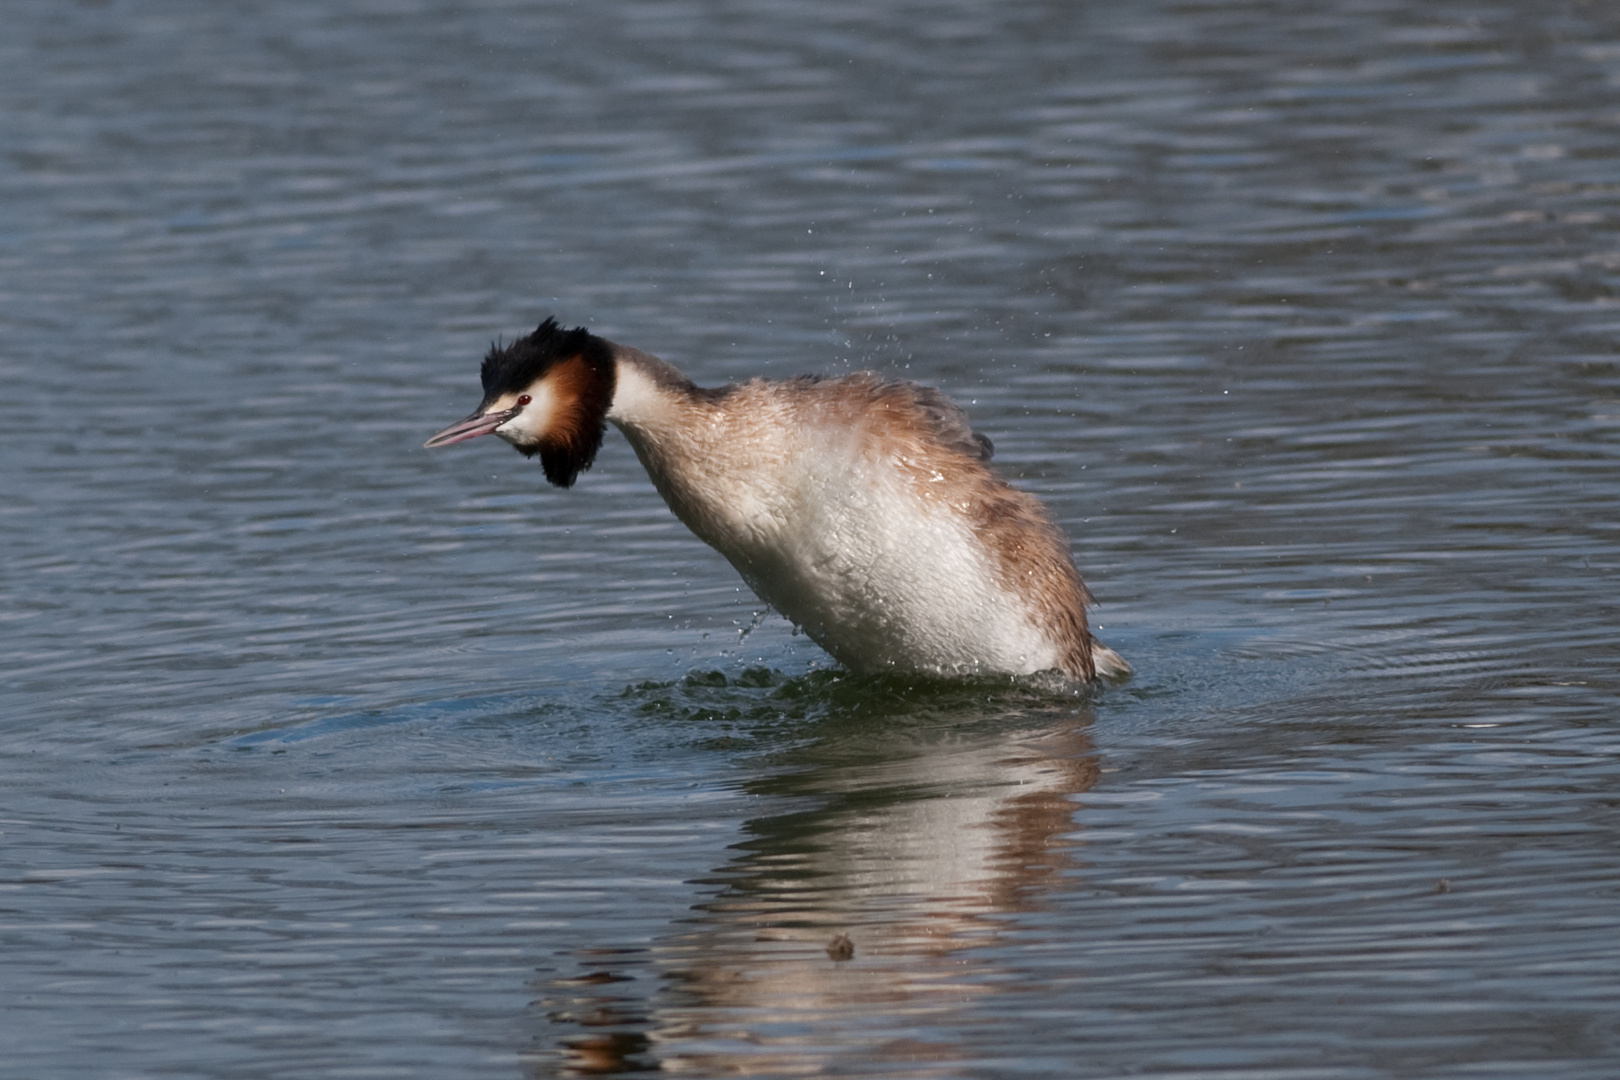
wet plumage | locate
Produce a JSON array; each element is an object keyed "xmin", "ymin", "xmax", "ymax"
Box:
[{"xmin": 426, "ymin": 318, "xmax": 1127, "ymax": 682}]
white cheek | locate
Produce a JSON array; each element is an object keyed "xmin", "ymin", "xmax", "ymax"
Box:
[{"xmin": 494, "ymin": 384, "xmax": 557, "ymax": 444}]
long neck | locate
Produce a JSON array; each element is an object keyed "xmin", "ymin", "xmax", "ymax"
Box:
[
  {"xmin": 601, "ymin": 343, "xmax": 742, "ymax": 547},
  {"xmin": 603, "ymin": 342, "xmax": 711, "ymax": 478},
  {"xmin": 603, "ymin": 343, "xmax": 706, "ymax": 431}
]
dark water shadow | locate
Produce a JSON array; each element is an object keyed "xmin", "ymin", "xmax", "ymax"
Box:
[{"xmin": 529, "ymin": 669, "xmax": 1106, "ymax": 1076}]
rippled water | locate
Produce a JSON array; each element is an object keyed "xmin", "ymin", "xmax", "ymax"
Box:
[{"xmin": 4, "ymin": 1, "xmax": 1619, "ymax": 1076}]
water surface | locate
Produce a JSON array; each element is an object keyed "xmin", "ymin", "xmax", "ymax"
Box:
[{"xmin": 3, "ymin": 1, "xmax": 1619, "ymax": 1076}]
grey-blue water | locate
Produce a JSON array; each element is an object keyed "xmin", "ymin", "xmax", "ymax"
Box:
[{"xmin": 4, "ymin": 1, "xmax": 1619, "ymax": 1076}]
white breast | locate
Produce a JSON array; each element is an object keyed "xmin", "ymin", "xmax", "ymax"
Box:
[
  {"xmin": 608, "ymin": 365, "xmax": 1067, "ymax": 678},
  {"xmin": 736, "ymin": 451, "xmax": 1067, "ymax": 677}
]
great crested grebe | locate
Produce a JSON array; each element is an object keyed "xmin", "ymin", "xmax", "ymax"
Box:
[{"xmin": 426, "ymin": 318, "xmax": 1128, "ymax": 682}]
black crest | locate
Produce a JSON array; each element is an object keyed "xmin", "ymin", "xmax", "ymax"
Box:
[{"xmin": 480, "ymin": 317, "xmax": 617, "ymax": 488}]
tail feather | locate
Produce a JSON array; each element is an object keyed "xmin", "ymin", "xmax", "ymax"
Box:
[{"xmin": 1090, "ymin": 642, "xmax": 1132, "ymax": 682}]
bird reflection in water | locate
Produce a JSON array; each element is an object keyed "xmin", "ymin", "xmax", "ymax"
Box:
[
  {"xmin": 528, "ymin": 676, "xmax": 1102, "ymax": 1076},
  {"xmin": 541, "ymin": 957, "xmax": 658, "ymax": 1075}
]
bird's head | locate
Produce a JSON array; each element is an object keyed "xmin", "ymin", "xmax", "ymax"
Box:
[{"xmin": 424, "ymin": 317, "xmax": 617, "ymax": 487}]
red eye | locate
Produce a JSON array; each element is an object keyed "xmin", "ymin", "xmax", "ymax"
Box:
[{"xmin": 516, "ymin": 394, "xmax": 531, "ymax": 407}]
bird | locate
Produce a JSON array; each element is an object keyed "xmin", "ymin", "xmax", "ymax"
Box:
[{"xmin": 425, "ymin": 318, "xmax": 1128, "ymax": 682}]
